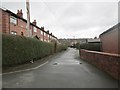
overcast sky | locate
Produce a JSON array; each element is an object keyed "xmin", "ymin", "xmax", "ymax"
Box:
[{"xmin": 1, "ymin": 0, "xmax": 118, "ymax": 39}]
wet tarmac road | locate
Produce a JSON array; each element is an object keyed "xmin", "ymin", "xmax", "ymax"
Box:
[{"xmin": 2, "ymin": 48, "xmax": 118, "ymax": 88}]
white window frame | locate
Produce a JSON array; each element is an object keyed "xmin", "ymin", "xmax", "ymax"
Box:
[
  {"xmin": 33, "ymin": 27, "xmax": 37, "ymax": 32},
  {"xmin": 41, "ymin": 31, "xmax": 43, "ymax": 35},
  {"xmin": 44, "ymin": 33, "xmax": 46, "ymax": 36},
  {"xmin": 10, "ymin": 16, "xmax": 17, "ymax": 24}
]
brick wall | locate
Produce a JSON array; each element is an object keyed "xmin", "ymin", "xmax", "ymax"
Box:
[
  {"xmin": 100, "ymin": 28, "xmax": 118, "ymax": 54},
  {"xmin": 80, "ymin": 49, "xmax": 120, "ymax": 80},
  {"xmin": 44, "ymin": 32, "xmax": 49, "ymax": 42},
  {"xmin": 2, "ymin": 10, "xmax": 10, "ymax": 34},
  {"xmin": 0, "ymin": 9, "xmax": 2, "ymax": 33},
  {"xmin": 10, "ymin": 18, "xmax": 27, "ymax": 36},
  {"xmin": 1, "ymin": 9, "xmax": 56, "ymax": 42}
]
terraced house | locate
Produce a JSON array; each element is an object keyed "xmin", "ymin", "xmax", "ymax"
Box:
[{"xmin": 0, "ymin": 8, "xmax": 57, "ymax": 42}]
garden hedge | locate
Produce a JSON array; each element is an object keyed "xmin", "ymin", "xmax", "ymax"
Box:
[
  {"xmin": 56, "ymin": 44, "xmax": 67, "ymax": 52},
  {"xmin": 79, "ymin": 43, "xmax": 101, "ymax": 51},
  {"xmin": 2, "ymin": 34, "xmax": 67, "ymax": 67}
]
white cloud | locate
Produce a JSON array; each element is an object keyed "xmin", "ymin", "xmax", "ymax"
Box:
[{"xmin": 1, "ymin": 1, "xmax": 118, "ymax": 38}]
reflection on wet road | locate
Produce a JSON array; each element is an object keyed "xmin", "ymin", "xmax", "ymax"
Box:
[{"xmin": 3, "ymin": 48, "xmax": 118, "ymax": 88}]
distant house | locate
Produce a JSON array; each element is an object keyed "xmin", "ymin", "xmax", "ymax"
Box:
[
  {"xmin": 0, "ymin": 8, "xmax": 57, "ymax": 42},
  {"xmin": 58, "ymin": 38, "xmax": 88, "ymax": 46},
  {"xmin": 99, "ymin": 23, "xmax": 119, "ymax": 54},
  {"xmin": 87, "ymin": 38, "xmax": 100, "ymax": 43}
]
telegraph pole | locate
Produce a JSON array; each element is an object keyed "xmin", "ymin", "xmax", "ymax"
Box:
[{"xmin": 26, "ymin": 0, "xmax": 31, "ymax": 37}]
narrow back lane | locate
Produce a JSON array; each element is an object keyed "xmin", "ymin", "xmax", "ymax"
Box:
[{"xmin": 3, "ymin": 48, "xmax": 118, "ymax": 88}]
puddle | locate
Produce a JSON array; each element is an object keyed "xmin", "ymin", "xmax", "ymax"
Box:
[
  {"xmin": 52, "ymin": 61, "xmax": 82, "ymax": 65},
  {"xmin": 79, "ymin": 62, "xmax": 82, "ymax": 64},
  {"xmin": 53, "ymin": 63, "xmax": 58, "ymax": 65}
]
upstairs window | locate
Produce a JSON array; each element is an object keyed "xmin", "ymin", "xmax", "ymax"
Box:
[
  {"xmin": 44, "ymin": 33, "xmax": 46, "ymax": 36},
  {"xmin": 10, "ymin": 16, "xmax": 17, "ymax": 24},
  {"xmin": 41, "ymin": 31, "xmax": 43, "ymax": 35},
  {"xmin": 33, "ymin": 27, "xmax": 37, "ymax": 32}
]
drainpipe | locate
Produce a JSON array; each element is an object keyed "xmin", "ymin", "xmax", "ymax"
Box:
[{"xmin": 9, "ymin": 14, "xmax": 10, "ymax": 34}]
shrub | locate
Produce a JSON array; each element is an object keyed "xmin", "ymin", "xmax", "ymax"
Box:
[
  {"xmin": 73, "ymin": 43, "xmax": 80, "ymax": 49},
  {"xmin": 79, "ymin": 43, "xmax": 101, "ymax": 51},
  {"xmin": 56, "ymin": 44, "xmax": 67, "ymax": 52},
  {"xmin": 50, "ymin": 39, "xmax": 67, "ymax": 53},
  {"xmin": 2, "ymin": 34, "xmax": 54, "ymax": 67}
]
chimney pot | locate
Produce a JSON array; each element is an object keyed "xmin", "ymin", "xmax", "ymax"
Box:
[
  {"xmin": 17, "ymin": 10, "xmax": 19, "ymax": 13},
  {"xmin": 32, "ymin": 19, "xmax": 37, "ymax": 25},
  {"xmin": 20, "ymin": 9, "xmax": 22, "ymax": 13},
  {"xmin": 17, "ymin": 9, "xmax": 23, "ymax": 18}
]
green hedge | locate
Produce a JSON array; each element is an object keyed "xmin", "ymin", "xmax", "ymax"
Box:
[
  {"xmin": 56, "ymin": 44, "xmax": 67, "ymax": 52},
  {"xmin": 79, "ymin": 43, "xmax": 101, "ymax": 51},
  {"xmin": 73, "ymin": 43, "xmax": 80, "ymax": 49},
  {"xmin": 2, "ymin": 34, "xmax": 54, "ymax": 67}
]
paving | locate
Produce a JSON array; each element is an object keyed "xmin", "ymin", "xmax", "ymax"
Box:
[{"xmin": 2, "ymin": 48, "xmax": 118, "ymax": 88}]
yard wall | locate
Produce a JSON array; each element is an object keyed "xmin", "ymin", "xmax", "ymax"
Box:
[{"xmin": 80, "ymin": 49, "xmax": 120, "ymax": 80}]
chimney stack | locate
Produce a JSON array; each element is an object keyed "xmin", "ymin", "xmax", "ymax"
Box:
[
  {"xmin": 47, "ymin": 30, "xmax": 49, "ymax": 34},
  {"xmin": 17, "ymin": 9, "xmax": 23, "ymax": 18},
  {"xmin": 32, "ymin": 19, "xmax": 37, "ymax": 25},
  {"xmin": 41, "ymin": 27, "xmax": 44, "ymax": 30}
]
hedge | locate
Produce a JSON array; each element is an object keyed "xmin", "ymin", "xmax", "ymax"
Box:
[
  {"xmin": 2, "ymin": 34, "xmax": 56, "ymax": 67},
  {"xmin": 79, "ymin": 43, "xmax": 101, "ymax": 51},
  {"xmin": 73, "ymin": 43, "xmax": 80, "ymax": 49},
  {"xmin": 56, "ymin": 44, "xmax": 67, "ymax": 52}
]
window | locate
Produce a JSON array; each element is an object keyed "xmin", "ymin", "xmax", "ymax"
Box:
[
  {"xmin": 10, "ymin": 16, "xmax": 17, "ymax": 24},
  {"xmin": 44, "ymin": 33, "xmax": 46, "ymax": 36},
  {"xmin": 41, "ymin": 31, "xmax": 43, "ymax": 35},
  {"xmin": 11, "ymin": 31, "xmax": 17, "ymax": 35},
  {"xmin": 41, "ymin": 38, "xmax": 43, "ymax": 41},
  {"xmin": 33, "ymin": 27, "xmax": 37, "ymax": 32}
]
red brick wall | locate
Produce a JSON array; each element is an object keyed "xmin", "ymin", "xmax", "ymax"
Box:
[
  {"xmin": 10, "ymin": 18, "xmax": 27, "ymax": 36},
  {"xmin": 0, "ymin": 9, "xmax": 2, "ymax": 33},
  {"xmin": 44, "ymin": 33, "xmax": 49, "ymax": 42},
  {"xmin": 1, "ymin": 9, "xmax": 56, "ymax": 42},
  {"xmin": 32, "ymin": 27, "xmax": 41, "ymax": 38},
  {"xmin": 2, "ymin": 10, "xmax": 10, "ymax": 34},
  {"xmin": 80, "ymin": 49, "xmax": 120, "ymax": 80},
  {"xmin": 16, "ymin": 18, "xmax": 27, "ymax": 36},
  {"xmin": 100, "ymin": 29, "xmax": 118, "ymax": 54}
]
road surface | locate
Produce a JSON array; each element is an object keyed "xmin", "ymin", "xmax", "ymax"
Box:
[{"xmin": 2, "ymin": 48, "xmax": 118, "ymax": 88}]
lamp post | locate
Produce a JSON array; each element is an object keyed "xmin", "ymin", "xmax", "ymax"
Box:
[{"xmin": 26, "ymin": 0, "xmax": 31, "ymax": 37}]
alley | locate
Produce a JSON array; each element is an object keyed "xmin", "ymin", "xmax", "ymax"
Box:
[{"xmin": 2, "ymin": 48, "xmax": 118, "ymax": 88}]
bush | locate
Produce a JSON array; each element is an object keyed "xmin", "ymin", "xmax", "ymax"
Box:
[
  {"xmin": 50, "ymin": 39, "xmax": 67, "ymax": 53},
  {"xmin": 56, "ymin": 44, "xmax": 67, "ymax": 52},
  {"xmin": 73, "ymin": 43, "xmax": 80, "ymax": 49},
  {"xmin": 79, "ymin": 43, "xmax": 101, "ymax": 51},
  {"xmin": 2, "ymin": 34, "xmax": 54, "ymax": 67}
]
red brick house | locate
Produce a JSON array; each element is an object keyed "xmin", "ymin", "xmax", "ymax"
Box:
[
  {"xmin": 99, "ymin": 23, "xmax": 119, "ymax": 54},
  {"xmin": 0, "ymin": 8, "xmax": 57, "ymax": 42}
]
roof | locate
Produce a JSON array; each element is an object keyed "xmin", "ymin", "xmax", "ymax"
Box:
[
  {"xmin": 2, "ymin": 8, "xmax": 57, "ymax": 39},
  {"xmin": 100, "ymin": 23, "xmax": 120, "ymax": 37},
  {"xmin": 87, "ymin": 38, "xmax": 100, "ymax": 43}
]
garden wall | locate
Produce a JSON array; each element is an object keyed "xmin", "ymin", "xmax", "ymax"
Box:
[{"xmin": 80, "ymin": 49, "xmax": 120, "ymax": 80}]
